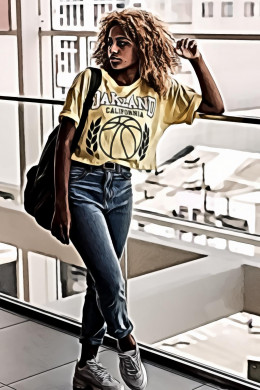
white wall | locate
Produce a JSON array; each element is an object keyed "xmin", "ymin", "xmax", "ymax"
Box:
[
  {"xmin": 175, "ymin": 40, "xmax": 260, "ymax": 112},
  {"xmin": 193, "ymin": 0, "xmax": 260, "ymax": 33},
  {"xmin": 197, "ymin": 40, "xmax": 260, "ymax": 111}
]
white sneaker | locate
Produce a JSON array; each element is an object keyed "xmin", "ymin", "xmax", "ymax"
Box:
[
  {"xmin": 117, "ymin": 340, "xmax": 147, "ymax": 390},
  {"xmin": 73, "ymin": 356, "xmax": 124, "ymax": 390}
]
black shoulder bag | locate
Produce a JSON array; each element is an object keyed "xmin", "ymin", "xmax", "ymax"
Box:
[{"xmin": 24, "ymin": 67, "xmax": 102, "ymax": 231}]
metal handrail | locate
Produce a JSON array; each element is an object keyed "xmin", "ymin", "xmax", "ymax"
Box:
[
  {"xmin": 0, "ymin": 95, "xmax": 260, "ymax": 124},
  {"xmin": 171, "ymin": 33, "xmax": 260, "ymax": 41},
  {"xmin": 132, "ymin": 209, "xmax": 260, "ymax": 246},
  {"xmin": 39, "ymin": 30, "xmax": 260, "ymax": 41},
  {"xmin": 0, "ymin": 95, "xmax": 64, "ymax": 105}
]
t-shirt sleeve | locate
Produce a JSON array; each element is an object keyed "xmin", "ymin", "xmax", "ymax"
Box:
[
  {"xmin": 58, "ymin": 69, "xmax": 91, "ymax": 127},
  {"xmin": 163, "ymin": 78, "xmax": 202, "ymax": 126}
]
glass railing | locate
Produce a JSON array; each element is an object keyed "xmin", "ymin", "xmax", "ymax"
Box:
[{"xmin": 1, "ymin": 97, "xmax": 260, "ymax": 389}]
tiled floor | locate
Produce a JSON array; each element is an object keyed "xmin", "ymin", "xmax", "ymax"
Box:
[{"xmin": 0, "ymin": 308, "xmax": 226, "ymax": 390}]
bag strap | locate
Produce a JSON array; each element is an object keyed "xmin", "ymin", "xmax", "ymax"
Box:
[{"xmin": 71, "ymin": 67, "xmax": 102, "ymax": 153}]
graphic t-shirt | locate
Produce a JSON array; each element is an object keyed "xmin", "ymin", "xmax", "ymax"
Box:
[{"xmin": 59, "ymin": 68, "xmax": 202, "ymax": 170}]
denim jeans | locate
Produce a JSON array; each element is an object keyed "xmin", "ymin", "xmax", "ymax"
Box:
[{"xmin": 68, "ymin": 162, "xmax": 134, "ymax": 346}]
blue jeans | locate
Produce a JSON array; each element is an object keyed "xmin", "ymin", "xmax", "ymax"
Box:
[{"xmin": 68, "ymin": 162, "xmax": 134, "ymax": 345}]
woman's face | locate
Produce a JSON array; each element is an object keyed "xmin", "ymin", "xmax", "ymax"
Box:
[{"xmin": 107, "ymin": 25, "xmax": 139, "ymax": 70}]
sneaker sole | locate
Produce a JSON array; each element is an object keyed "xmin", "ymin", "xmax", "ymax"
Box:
[
  {"xmin": 121, "ymin": 362, "xmax": 147, "ymax": 390},
  {"xmin": 73, "ymin": 384, "xmax": 121, "ymax": 390},
  {"xmin": 73, "ymin": 376, "xmax": 100, "ymax": 390},
  {"xmin": 73, "ymin": 375, "xmax": 124, "ymax": 390},
  {"xmin": 73, "ymin": 384, "xmax": 96, "ymax": 390}
]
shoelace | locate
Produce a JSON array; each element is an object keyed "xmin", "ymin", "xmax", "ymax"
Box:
[
  {"xmin": 88, "ymin": 360, "xmax": 114, "ymax": 382},
  {"xmin": 120, "ymin": 354, "xmax": 140, "ymax": 376}
]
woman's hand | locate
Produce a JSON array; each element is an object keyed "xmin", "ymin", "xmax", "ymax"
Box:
[
  {"xmin": 52, "ymin": 117, "xmax": 76, "ymax": 245},
  {"xmin": 174, "ymin": 38, "xmax": 201, "ymax": 60},
  {"xmin": 51, "ymin": 201, "xmax": 71, "ymax": 245},
  {"xmin": 174, "ymin": 38, "xmax": 224, "ymax": 114}
]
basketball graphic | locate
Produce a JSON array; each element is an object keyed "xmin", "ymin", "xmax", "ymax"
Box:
[{"xmin": 99, "ymin": 116, "xmax": 143, "ymax": 159}]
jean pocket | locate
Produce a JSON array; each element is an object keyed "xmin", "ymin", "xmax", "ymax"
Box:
[
  {"xmin": 121, "ymin": 171, "xmax": 132, "ymax": 180},
  {"xmin": 69, "ymin": 166, "xmax": 90, "ymax": 182}
]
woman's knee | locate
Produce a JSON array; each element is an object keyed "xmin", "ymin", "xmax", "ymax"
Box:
[{"xmin": 97, "ymin": 273, "xmax": 126, "ymax": 300}]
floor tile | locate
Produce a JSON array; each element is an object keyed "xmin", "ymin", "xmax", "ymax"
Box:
[
  {"xmin": 9, "ymin": 347, "xmax": 113, "ymax": 390},
  {"xmin": 0, "ymin": 321, "xmax": 81, "ymax": 384},
  {"xmin": 0, "ymin": 310, "xmax": 27, "ymax": 329},
  {"xmin": 8, "ymin": 362, "xmax": 76, "ymax": 390},
  {"xmin": 97, "ymin": 349, "xmax": 203, "ymax": 390},
  {"xmin": 10, "ymin": 348, "xmax": 203, "ymax": 390},
  {"xmin": 0, "ymin": 388, "xmax": 16, "ymax": 390},
  {"xmin": 0, "ymin": 386, "xmax": 15, "ymax": 389}
]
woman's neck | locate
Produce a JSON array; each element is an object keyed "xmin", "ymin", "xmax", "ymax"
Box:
[{"xmin": 108, "ymin": 64, "xmax": 140, "ymax": 86}]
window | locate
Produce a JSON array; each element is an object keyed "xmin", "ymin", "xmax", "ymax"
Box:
[
  {"xmin": 56, "ymin": 0, "xmax": 85, "ymax": 28},
  {"xmin": 244, "ymin": 1, "xmax": 255, "ymax": 16},
  {"xmin": 202, "ymin": 2, "xmax": 214, "ymax": 17},
  {"xmin": 221, "ymin": 1, "xmax": 233, "ymax": 17},
  {"xmin": 53, "ymin": 36, "xmax": 80, "ymax": 98}
]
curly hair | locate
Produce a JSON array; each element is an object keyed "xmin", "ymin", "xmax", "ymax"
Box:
[{"xmin": 92, "ymin": 9, "xmax": 181, "ymax": 99}]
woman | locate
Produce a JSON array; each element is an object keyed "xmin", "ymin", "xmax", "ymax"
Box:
[{"xmin": 51, "ymin": 8, "xmax": 224, "ymax": 390}]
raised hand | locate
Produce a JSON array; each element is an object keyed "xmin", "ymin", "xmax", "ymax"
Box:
[
  {"xmin": 174, "ymin": 38, "xmax": 224, "ymax": 114},
  {"xmin": 174, "ymin": 38, "xmax": 201, "ymax": 60}
]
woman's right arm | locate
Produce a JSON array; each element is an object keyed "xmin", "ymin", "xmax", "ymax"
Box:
[{"xmin": 51, "ymin": 117, "xmax": 76, "ymax": 245}]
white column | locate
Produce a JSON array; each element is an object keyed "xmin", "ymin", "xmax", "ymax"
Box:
[{"xmin": 20, "ymin": 0, "xmax": 42, "ymax": 168}]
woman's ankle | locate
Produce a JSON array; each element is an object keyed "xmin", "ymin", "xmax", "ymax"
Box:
[
  {"xmin": 79, "ymin": 343, "xmax": 100, "ymax": 367},
  {"xmin": 118, "ymin": 333, "xmax": 136, "ymax": 352}
]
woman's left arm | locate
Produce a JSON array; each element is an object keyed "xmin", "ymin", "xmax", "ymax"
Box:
[{"xmin": 175, "ymin": 38, "xmax": 225, "ymax": 114}]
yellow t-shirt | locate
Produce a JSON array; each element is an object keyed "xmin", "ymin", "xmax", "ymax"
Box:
[{"xmin": 59, "ymin": 68, "xmax": 202, "ymax": 170}]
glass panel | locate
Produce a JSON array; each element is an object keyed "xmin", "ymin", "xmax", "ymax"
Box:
[
  {"xmin": 153, "ymin": 311, "xmax": 260, "ymax": 377},
  {"xmin": 137, "ymin": 119, "xmax": 260, "ymax": 237},
  {"xmin": 126, "ymin": 225, "xmax": 260, "ymax": 385},
  {"xmin": 0, "ymin": 102, "xmax": 260, "ymax": 269},
  {"xmin": 0, "ymin": 96, "xmax": 260, "ymax": 388}
]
